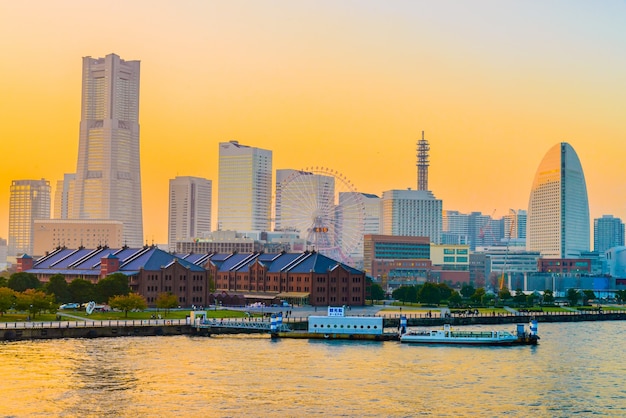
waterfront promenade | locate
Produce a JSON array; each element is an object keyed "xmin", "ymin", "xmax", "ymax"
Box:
[{"xmin": 2, "ymin": 304, "xmax": 626, "ymax": 341}]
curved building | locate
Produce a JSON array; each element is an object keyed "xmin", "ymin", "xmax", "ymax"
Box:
[{"xmin": 527, "ymin": 143, "xmax": 589, "ymax": 258}]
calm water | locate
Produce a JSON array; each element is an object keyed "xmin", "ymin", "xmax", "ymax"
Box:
[{"xmin": 1, "ymin": 321, "xmax": 625, "ymax": 417}]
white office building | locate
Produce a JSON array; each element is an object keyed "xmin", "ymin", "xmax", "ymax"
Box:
[
  {"xmin": 527, "ymin": 142, "xmax": 590, "ymax": 258},
  {"xmin": 217, "ymin": 141, "xmax": 272, "ymax": 232},
  {"xmin": 168, "ymin": 176, "xmax": 213, "ymax": 252},
  {"xmin": 381, "ymin": 189, "xmax": 442, "ymax": 244},
  {"xmin": 8, "ymin": 179, "xmax": 51, "ymax": 256}
]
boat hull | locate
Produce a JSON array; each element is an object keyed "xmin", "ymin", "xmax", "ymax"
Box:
[{"xmin": 272, "ymin": 332, "xmax": 399, "ymax": 341}]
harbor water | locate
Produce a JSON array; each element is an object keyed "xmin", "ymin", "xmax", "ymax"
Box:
[{"xmin": 1, "ymin": 321, "xmax": 625, "ymax": 417}]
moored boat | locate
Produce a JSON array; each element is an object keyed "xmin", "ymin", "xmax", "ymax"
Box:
[{"xmin": 399, "ymin": 318, "xmax": 539, "ymax": 346}]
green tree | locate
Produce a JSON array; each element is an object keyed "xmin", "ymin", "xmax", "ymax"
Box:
[
  {"xmin": 566, "ymin": 288, "xmax": 580, "ymax": 306},
  {"xmin": 470, "ymin": 287, "xmax": 486, "ymax": 305},
  {"xmin": 419, "ymin": 282, "xmax": 442, "ymax": 305},
  {"xmin": 156, "ymin": 292, "xmax": 178, "ymax": 317},
  {"xmin": 392, "ymin": 286, "xmax": 418, "ymax": 304},
  {"xmin": 7, "ymin": 272, "xmax": 41, "ymax": 292},
  {"xmin": 542, "ymin": 289, "xmax": 554, "ymax": 304},
  {"xmin": 0, "ymin": 287, "xmax": 17, "ymax": 315},
  {"xmin": 68, "ymin": 278, "xmax": 96, "ymax": 303},
  {"xmin": 109, "ymin": 293, "xmax": 147, "ymax": 318},
  {"xmin": 369, "ymin": 283, "xmax": 385, "ymax": 303},
  {"xmin": 14, "ymin": 289, "xmax": 56, "ymax": 319},
  {"xmin": 0, "ymin": 276, "xmax": 8, "ymax": 288},
  {"xmin": 498, "ymin": 287, "xmax": 512, "ymax": 300},
  {"xmin": 460, "ymin": 284, "xmax": 475, "ymax": 299},
  {"xmin": 436, "ymin": 283, "xmax": 454, "ymax": 302},
  {"xmin": 513, "ymin": 288, "xmax": 526, "ymax": 305},
  {"xmin": 616, "ymin": 289, "xmax": 626, "ymax": 304},
  {"xmin": 582, "ymin": 290, "xmax": 596, "ymax": 305},
  {"xmin": 96, "ymin": 273, "xmax": 130, "ymax": 303},
  {"xmin": 448, "ymin": 291, "xmax": 462, "ymax": 307},
  {"xmin": 44, "ymin": 274, "xmax": 71, "ymax": 303}
]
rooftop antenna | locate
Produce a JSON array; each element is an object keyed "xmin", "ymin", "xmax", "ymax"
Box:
[{"xmin": 417, "ymin": 131, "xmax": 430, "ymax": 191}]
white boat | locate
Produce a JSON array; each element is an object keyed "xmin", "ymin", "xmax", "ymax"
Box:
[{"xmin": 400, "ymin": 321, "xmax": 539, "ymax": 345}]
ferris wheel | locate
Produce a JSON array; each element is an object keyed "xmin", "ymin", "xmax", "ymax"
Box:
[{"xmin": 275, "ymin": 167, "xmax": 366, "ymax": 266}]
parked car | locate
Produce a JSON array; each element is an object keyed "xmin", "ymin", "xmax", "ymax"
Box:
[{"xmin": 59, "ymin": 303, "xmax": 80, "ymax": 309}]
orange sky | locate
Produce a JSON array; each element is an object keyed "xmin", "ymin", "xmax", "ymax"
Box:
[{"xmin": 1, "ymin": 1, "xmax": 625, "ymax": 245}]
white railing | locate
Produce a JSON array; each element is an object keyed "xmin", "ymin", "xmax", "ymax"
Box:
[{"xmin": 0, "ymin": 318, "xmax": 187, "ymax": 330}]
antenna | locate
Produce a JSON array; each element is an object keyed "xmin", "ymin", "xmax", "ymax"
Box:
[{"xmin": 416, "ymin": 131, "xmax": 430, "ymax": 191}]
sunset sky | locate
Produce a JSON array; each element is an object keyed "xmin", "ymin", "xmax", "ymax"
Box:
[{"xmin": 1, "ymin": 1, "xmax": 625, "ymax": 245}]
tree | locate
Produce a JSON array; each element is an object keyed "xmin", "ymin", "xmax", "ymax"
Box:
[
  {"xmin": 109, "ymin": 293, "xmax": 147, "ymax": 318},
  {"xmin": 566, "ymin": 289, "xmax": 580, "ymax": 307},
  {"xmin": 44, "ymin": 274, "xmax": 71, "ymax": 303},
  {"xmin": 156, "ymin": 292, "xmax": 178, "ymax": 317},
  {"xmin": 419, "ymin": 282, "xmax": 442, "ymax": 305},
  {"xmin": 513, "ymin": 288, "xmax": 526, "ymax": 305},
  {"xmin": 68, "ymin": 278, "xmax": 96, "ymax": 303},
  {"xmin": 7, "ymin": 272, "xmax": 41, "ymax": 292},
  {"xmin": 392, "ymin": 286, "xmax": 418, "ymax": 304},
  {"xmin": 448, "ymin": 291, "xmax": 462, "ymax": 307},
  {"xmin": 470, "ymin": 287, "xmax": 486, "ymax": 305},
  {"xmin": 0, "ymin": 287, "xmax": 17, "ymax": 316},
  {"xmin": 0, "ymin": 276, "xmax": 8, "ymax": 288},
  {"xmin": 14, "ymin": 289, "xmax": 56, "ymax": 319},
  {"xmin": 369, "ymin": 283, "xmax": 385, "ymax": 303},
  {"xmin": 460, "ymin": 284, "xmax": 475, "ymax": 299},
  {"xmin": 616, "ymin": 289, "xmax": 626, "ymax": 304},
  {"xmin": 498, "ymin": 287, "xmax": 512, "ymax": 301},
  {"xmin": 542, "ymin": 289, "xmax": 554, "ymax": 304},
  {"xmin": 96, "ymin": 273, "xmax": 130, "ymax": 303},
  {"xmin": 582, "ymin": 290, "xmax": 596, "ymax": 305}
]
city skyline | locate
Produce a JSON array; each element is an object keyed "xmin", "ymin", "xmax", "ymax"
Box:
[{"xmin": 1, "ymin": 1, "xmax": 625, "ymax": 245}]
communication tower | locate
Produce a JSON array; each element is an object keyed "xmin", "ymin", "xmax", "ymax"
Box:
[{"xmin": 416, "ymin": 131, "xmax": 430, "ymax": 191}]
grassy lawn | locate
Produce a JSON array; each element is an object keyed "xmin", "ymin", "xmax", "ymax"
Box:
[{"xmin": 0, "ymin": 309, "xmax": 249, "ymax": 322}]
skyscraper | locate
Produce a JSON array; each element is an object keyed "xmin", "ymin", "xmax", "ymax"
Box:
[
  {"xmin": 168, "ymin": 176, "xmax": 213, "ymax": 251},
  {"xmin": 53, "ymin": 173, "xmax": 75, "ymax": 219},
  {"xmin": 217, "ymin": 141, "xmax": 272, "ymax": 232},
  {"xmin": 527, "ymin": 142, "xmax": 590, "ymax": 258},
  {"xmin": 381, "ymin": 189, "xmax": 442, "ymax": 244},
  {"xmin": 8, "ymin": 179, "xmax": 51, "ymax": 256},
  {"xmin": 71, "ymin": 53, "xmax": 143, "ymax": 247},
  {"xmin": 594, "ymin": 215, "xmax": 624, "ymax": 253}
]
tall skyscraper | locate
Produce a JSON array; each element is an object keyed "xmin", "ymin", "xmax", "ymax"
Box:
[
  {"xmin": 8, "ymin": 179, "xmax": 51, "ymax": 256},
  {"xmin": 71, "ymin": 53, "xmax": 143, "ymax": 247},
  {"xmin": 527, "ymin": 142, "xmax": 590, "ymax": 258},
  {"xmin": 218, "ymin": 141, "xmax": 272, "ymax": 232},
  {"xmin": 53, "ymin": 173, "xmax": 75, "ymax": 219},
  {"xmin": 168, "ymin": 176, "xmax": 213, "ymax": 251},
  {"xmin": 381, "ymin": 189, "xmax": 442, "ymax": 244},
  {"xmin": 503, "ymin": 209, "xmax": 527, "ymax": 240},
  {"xmin": 594, "ymin": 215, "xmax": 624, "ymax": 253}
]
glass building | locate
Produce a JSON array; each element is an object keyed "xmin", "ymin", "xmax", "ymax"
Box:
[
  {"xmin": 594, "ymin": 215, "xmax": 624, "ymax": 253},
  {"xmin": 217, "ymin": 141, "xmax": 272, "ymax": 232},
  {"xmin": 527, "ymin": 142, "xmax": 590, "ymax": 258},
  {"xmin": 8, "ymin": 179, "xmax": 51, "ymax": 256},
  {"xmin": 168, "ymin": 176, "xmax": 213, "ymax": 252},
  {"xmin": 71, "ymin": 54, "xmax": 143, "ymax": 247}
]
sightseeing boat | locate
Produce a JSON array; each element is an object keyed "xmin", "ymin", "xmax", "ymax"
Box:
[{"xmin": 399, "ymin": 320, "xmax": 539, "ymax": 346}]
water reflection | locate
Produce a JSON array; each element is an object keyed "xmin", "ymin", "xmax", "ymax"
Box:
[{"xmin": 0, "ymin": 322, "xmax": 625, "ymax": 417}]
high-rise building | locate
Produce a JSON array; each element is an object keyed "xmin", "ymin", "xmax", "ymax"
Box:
[
  {"xmin": 218, "ymin": 141, "xmax": 272, "ymax": 232},
  {"xmin": 381, "ymin": 189, "xmax": 442, "ymax": 244},
  {"xmin": 594, "ymin": 215, "xmax": 624, "ymax": 253},
  {"xmin": 503, "ymin": 209, "xmax": 527, "ymax": 240},
  {"xmin": 168, "ymin": 176, "xmax": 213, "ymax": 251},
  {"xmin": 71, "ymin": 53, "xmax": 143, "ymax": 247},
  {"xmin": 8, "ymin": 179, "xmax": 51, "ymax": 256},
  {"xmin": 53, "ymin": 173, "xmax": 75, "ymax": 219},
  {"xmin": 527, "ymin": 142, "xmax": 590, "ymax": 258}
]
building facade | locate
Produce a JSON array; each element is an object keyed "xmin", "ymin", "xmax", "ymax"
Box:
[
  {"xmin": 527, "ymin": 142, "xmax": 590, "ymax": 258},
  {"xmin": 71, "ymin": 53, "xmax": 143, "ymax": 247},
  {"xmin": 53, "ymin": 173, "xmax": 75, "ymax": 219},
  {"xmin": 168, "ymin": 176, "xmax": 213, "ymax": 252},
  {"xmin": 218, "ymin": 141, "xmax": 272, "ymax": 232},
  {"xmin": 33, "ymin": 219, "xmax": 123, "ymax": 257},
  {"xmin": 594, "ymin": 215, "xmax": 624, "ymax": 253},
  {"xmin": 8, "ymin": 179, "xmax": 51, "ymax": 256},
  {"xmin": 381, "ymin": 189, "xmax": 442, "ymax": 244}
]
